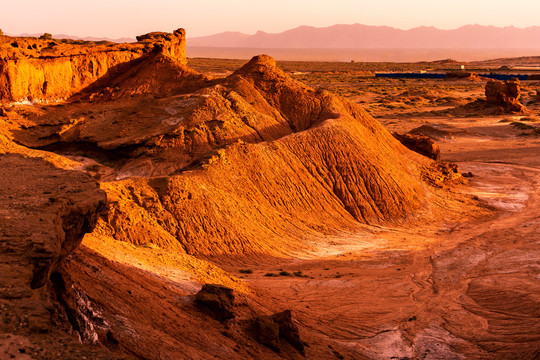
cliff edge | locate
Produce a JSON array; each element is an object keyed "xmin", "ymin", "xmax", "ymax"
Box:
[{"xmin": 0, "ymin": 29, "xmax": 186, "ymax": 101}]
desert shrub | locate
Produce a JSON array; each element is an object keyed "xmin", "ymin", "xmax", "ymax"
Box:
[
  {"xmin": 264, "ymin": 272, "xmax": 278, "ymax": 277},
  {"xmin": 293, "ymin": 271, "xmax": 308, "ymax": 278},
  {"xmin": 511, "ymin": 122, "xmax": 534, "ymax": 130},
  {"xmin": 279, "ymin": 271, "xmax": 291, "ymax": 276},
  {"xmin": 239, "ymin": 269, "xmax": 253, "ymax": 274}
]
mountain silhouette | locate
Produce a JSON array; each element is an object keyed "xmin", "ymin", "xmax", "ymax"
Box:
[{"xmin": 189, "ymin": 24, "xmax": 540, "ymax": 49}]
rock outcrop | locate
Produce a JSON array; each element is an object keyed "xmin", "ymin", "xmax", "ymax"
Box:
[
  {"xmin": 248, "ymin": 310, "xmax": 305, "ymax": 355},
  {"xmin": 249, "ymin": 315, "xmax": 281, "ymax": 352},
  {"xmin": 0, "ymin": 154, "xmax": 113, "ymax": 358},
  {"xmin": 485, "ymin": 79, "xmax": 525, "ymax": 113},
  {"xmin": 0, "ymin": 29, "xmax": 186, "ymax": 101},
  {"xmin": 135, "ymin": 28, "xmax": 186, "ymax": 61},
  {"xmin": 195, "ymin": 284, "xmax": 236, "ymax": 321},
  {"xmin": 270, "ymin": 310, "xmax": 305, "ymax": 354},
  {"xmin": 393, "ymin": 132, "xmax": 441, "ymax": 161}
]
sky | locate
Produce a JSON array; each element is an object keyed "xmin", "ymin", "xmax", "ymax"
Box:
[{"xmin": 1, "ymin": 0, "xmax": 540, "ymax": 39}]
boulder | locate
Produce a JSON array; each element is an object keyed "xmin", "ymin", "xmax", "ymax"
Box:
[
  {"xmin": 272, "ymin": 310, "xmax": 305, "ymax": 354},
  {"xmin": 248, "ymin": 310, "xmax": 305, "ymax": 355},
  {"xmin": 485, "ymin": 79, "xmax": 525, "ymax": 113},
  {"xmin": 393, "ymin": 132, "xmax": 441, "ymax": 161},
  {"xmin": 249, "ymin": 315, "xmax": 281, "ymax": 352},
  {"xmin": 194, "ymin": 284, "xmax": 235, "ymax": 321}
]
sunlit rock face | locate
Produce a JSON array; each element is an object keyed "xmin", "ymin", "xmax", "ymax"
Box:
[
  {"xmin": 0, "ymin": 29, "xmax": 186, "ymax": 101},
  {"xmin": 485, "ymin": 79, "xmax": 525, "ymax": 113}
]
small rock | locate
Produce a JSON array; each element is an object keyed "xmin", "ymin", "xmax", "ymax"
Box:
[
  {"xmin": 393, "ymin": 132, "xmax": 441, "ymax": 161},
  {"xmin": 195, "ymin": 284, "xmax": 235, "ymax": 321}
]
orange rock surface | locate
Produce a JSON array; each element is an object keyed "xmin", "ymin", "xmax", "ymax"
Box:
[
  {"xmin": 484, "ymin": 78, "xmax": 525, "ymax": 113},
  {"xmin": 10, "ymin": 53, "xmax": 450, "ymax": 257},
  {"xmin": 0, "ymin": 29, "xmax": 497, "ymax": 360},
  {"xmin": 0, "ymin": 29, "xmax": 186, "ymax": 101}
]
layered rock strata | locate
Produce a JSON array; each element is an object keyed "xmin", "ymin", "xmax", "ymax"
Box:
[{"xmin": 0, "ymin": 29, "xmax": 186, "ymax": 101}]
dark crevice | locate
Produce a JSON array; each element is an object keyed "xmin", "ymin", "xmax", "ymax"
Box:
[
  {"xmin": 33, "ymin": 141, "xmax": 141, "ymax": 167},
  {"xmin": 30, "ymin": 262, "xmax": 51, "ymax": 289},
  {"xmin": 50, "ymin": 272, "xmax": 82, "ymax": 335}
]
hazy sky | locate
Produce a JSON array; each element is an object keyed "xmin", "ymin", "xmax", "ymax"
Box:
[{"xmin": 2, "ymin": 0, "xmax": 539, "ymax": 38}]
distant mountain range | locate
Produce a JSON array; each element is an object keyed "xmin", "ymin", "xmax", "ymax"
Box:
[{"xmin": 188, "ymin": 24, "xmax": 540, "ymax": 49}]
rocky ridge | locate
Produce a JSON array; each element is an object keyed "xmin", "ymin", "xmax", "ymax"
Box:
[{"xmin": 0, "ymin": 29, "xmax": 186, "ymax": 101}]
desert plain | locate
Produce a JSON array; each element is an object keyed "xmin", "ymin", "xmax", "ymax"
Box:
[{"xmin": 0, "ymin": 29, "xmax": 539, "ymax": 360}]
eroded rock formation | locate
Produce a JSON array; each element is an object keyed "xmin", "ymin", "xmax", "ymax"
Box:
[
  {"xmin": 0, "ymin": 29, "xmax": 186, "ymax": 101},
  {"xmin": 8, "ymin": 53, "xmax": 449, "ymax": 257},
  {"xmin": 393, "ymin": 132, "xmax": 441, "ymax": 161},
  {"xmin": 485, "ymin": 79, "xmax": 525, "ymax": 113},
  {"xmin": 0, "ymin": 154, "xmax": 114, "ymax": 358}
]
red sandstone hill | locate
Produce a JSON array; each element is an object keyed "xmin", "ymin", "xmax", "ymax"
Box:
[
  {"xmin": 8, "ymin": 50, "xmax": 449, "ymax": 257},
  {"xmin": 0, "ymin": 29, "xmax": 470, "ymax": 359}
]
